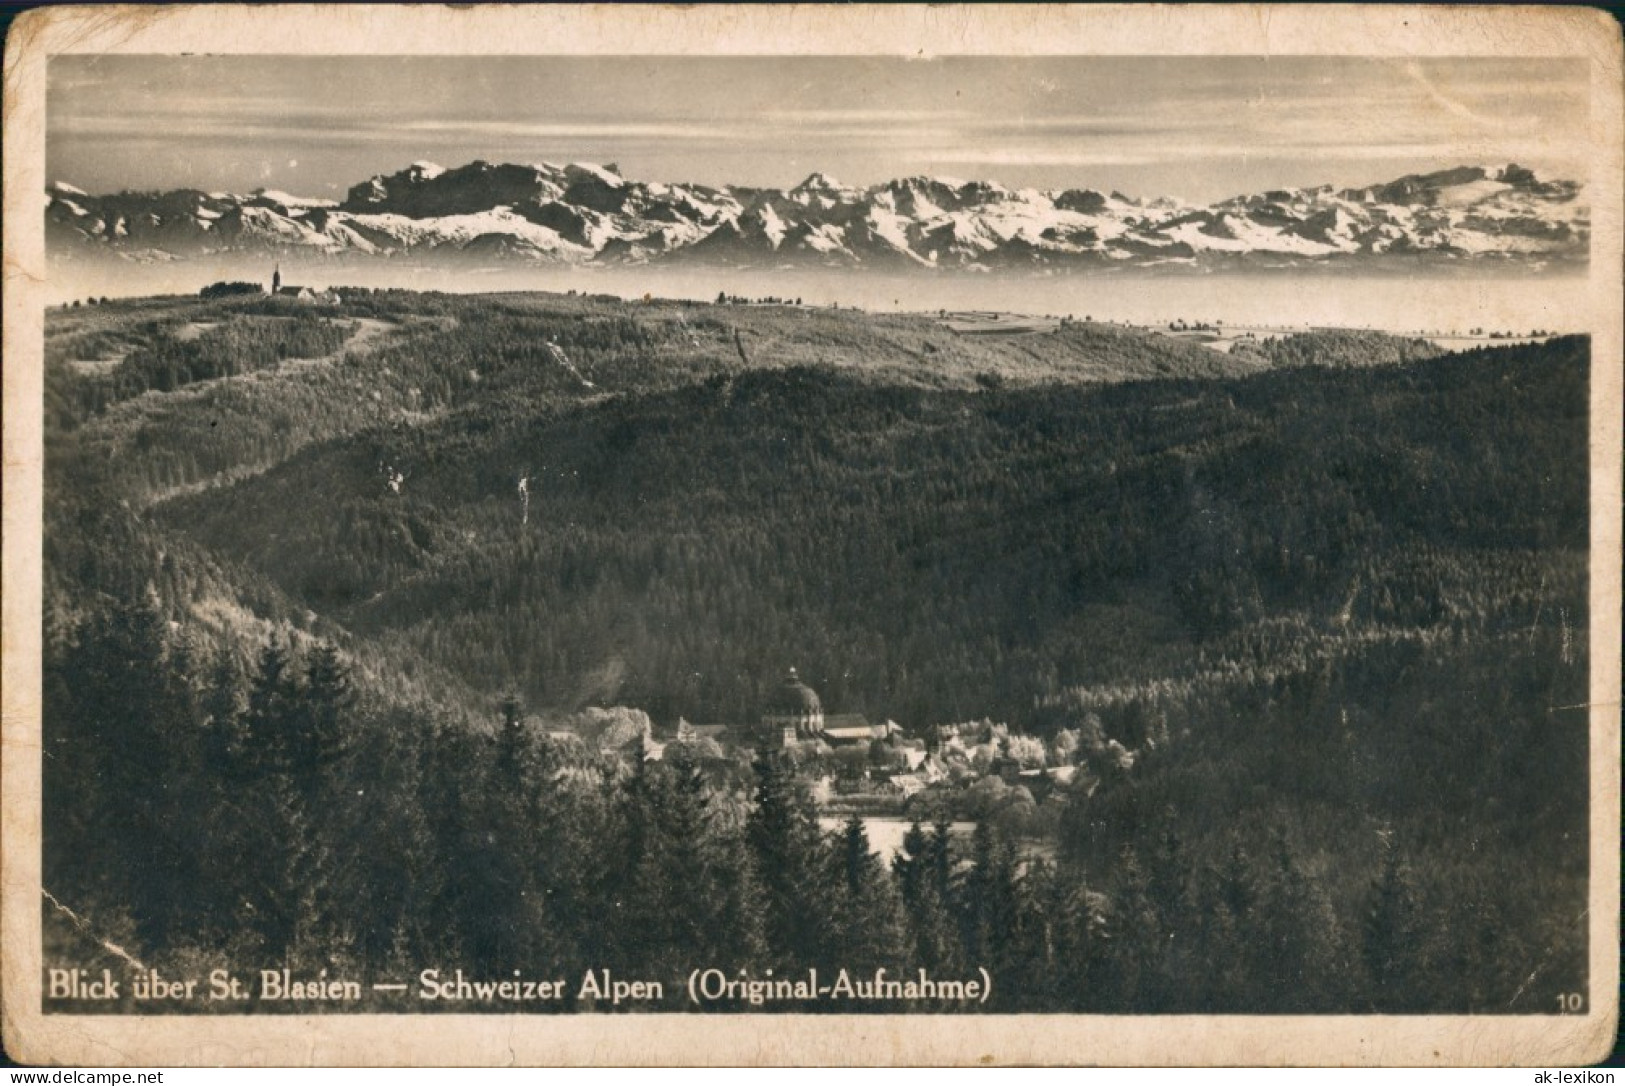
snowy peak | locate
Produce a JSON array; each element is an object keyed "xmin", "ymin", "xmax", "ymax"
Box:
[
  {"xmin": 47, "ymin": 160, "xmax": 1588, "ymax": 272},
  {"xmin": 792, "ymin": 171, "xmax": 845, "ymax": 193},
  {"xmin": 564, "ymin": 162, "xmax": 625, "ymax": 189},
  {"xmin": 248, "ymin": 189, "xmax": 339, "ymax": 211},
  {"xmin": 787, "ymin": 172, "xmax": 861, "ymax": 210},
  {"xmin": 1341, "ymin": 163, "xmax": 1569, "ymax": 208},
  {"xmin": 342, "ymin": 159, "xmax": 571, "ymax": 217},
  {"xmin": 879, "ymin": 175, "xmax": 1007, "ymax": 218},
  {"xmin": 1052, "ymin": 189, "xmax": 1117, "ymax": 215}
]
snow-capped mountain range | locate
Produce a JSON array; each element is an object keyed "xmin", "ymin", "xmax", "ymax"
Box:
[{"xmin": 46, "ymin": 160, "xmax": 1588, "ymax": 272}]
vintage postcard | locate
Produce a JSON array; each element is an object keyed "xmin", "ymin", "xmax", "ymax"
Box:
[{"xmin": 2, "ymin": 3, "xmax": 1620, "ymax": 1067}]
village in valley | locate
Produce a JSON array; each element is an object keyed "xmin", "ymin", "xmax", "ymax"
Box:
[
  {"xmin": 547, "ymin": 665, "xmax": 1116, "ymax": 847},
  {"xmin": 41, "ymin": 261, "xmax": 1591, "ymax": 1015}
]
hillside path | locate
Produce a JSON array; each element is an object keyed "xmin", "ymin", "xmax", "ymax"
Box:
[
  {"xmin": 280, "ymin": 316, "xmax": 396, "ymax": 372},
  {"xmin": 135, "ymin": 317, "xmax": 402, "ymax": 507}
]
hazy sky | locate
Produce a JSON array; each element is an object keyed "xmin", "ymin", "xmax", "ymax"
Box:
[{"xmin": 48, "ymin": 55, "xmax": 1589, "ymax": 202}]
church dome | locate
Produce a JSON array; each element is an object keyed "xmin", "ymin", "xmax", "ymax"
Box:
[
  {"xmin": 762, "ymin": 667, "xmax": 825, "ymax": 740},
  {"xmin": 770, "ymin": 668, "xmax": 822, "ymax": 716}
]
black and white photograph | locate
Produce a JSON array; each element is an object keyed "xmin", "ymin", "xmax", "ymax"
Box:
[{"xmin": 3, "ymin": 3, "xmax": 1619, "ymax": 1067}]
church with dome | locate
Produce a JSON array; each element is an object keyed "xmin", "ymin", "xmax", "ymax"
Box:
[
  {"xmin": 760, "ymin": 667, "xmax": 902, "ymax": 748},
  {"xmin": 762, "ymin": 667, "xmax": 826, "ymax": 745}
]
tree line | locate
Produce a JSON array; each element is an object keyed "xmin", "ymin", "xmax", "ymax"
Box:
[
  {"xmin": 43, "ymin": 588, "xmax": 1583, "ymax": 1014},
  {"xmin": 49, "ymin": 310, "xmax": 354, "ymax": 431}
]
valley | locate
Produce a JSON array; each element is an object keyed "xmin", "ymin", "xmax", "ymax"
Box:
[{"xmin": 39, "ymin": 284, "xmax": 1590, "ymax": 1015}]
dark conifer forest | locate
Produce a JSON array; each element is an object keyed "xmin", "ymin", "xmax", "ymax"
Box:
[{"xmin": 40, "ymin": 288, "xmax": 1589, "ymax": 1014}]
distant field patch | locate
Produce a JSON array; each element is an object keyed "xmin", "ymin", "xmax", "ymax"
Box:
[
  {"xmin": 173, "ymin": 321, "xmax": 220, "ymax": 342},
  {"xmin": 1422, "ymin": 333, "xmax": 1553, "ymax": 350},
  {"xmin": 941, "ymin": 310, "xmax": 1060, "ymax": 336}
]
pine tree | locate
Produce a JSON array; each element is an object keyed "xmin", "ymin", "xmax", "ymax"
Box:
[
  {"xmin": 337, "ymin": 704, "xmax": 440, "ymax": 974},
  {"xmin": 1195, "ymin": 835, "xmax": 1265, "ymax": 1007},
  {"xmin": 195, "ymin": 648, "xmax": 252, "ymax": 940},
  {"xmin": 103, "ymin": 596, "xmax": 198, "ymax": 947},
  {"xmin": 704, "ymin": 811, "xmax": 770, "ymax": 978},
  {"xmin": 495, "ymin": 690, "xmax": 527, "ymax": 784},
  {"xmin": 1044, "ymin": 865, "xmax": 1112, "ymax": 1011},
  {"xmin": 1001, "ymin": 857, "xmax": 1060, "ymax": 1010},
  {"xmin": 617, "ymin": 746, "xmax": 764, "ymax": 993},
  {"xmin": 42, "ymin": 620, "xmax": 99, "ymax": 906},
  {"xmin": 824, "ymin": 817, "xmax": 907, "ymax": 977},
  {"xmin": 893, "ymin": 821, "xmax": 962, "ymax": 978},
  {"xmin": 46, "ymin": 595, "xmax": 197, "ymax": 949},
  {"xmin": 417, "ymin": 714, "xmax": 495, "ymax": 967},
  {"xmin": 470, "ymin": 691, "xmax": 550, "ymax": 971},
  {"xmin": 893, "ymin": 821, "xmax": 931, "ymax": 903},
  {"xmin": 746, "ymin": 748, "xmax": 830, "ymax": 968},
  {"xmin": 298, "ymin": 642, "xmax": 354, "ymax": 787},
  {"xmin": 288, "ymin": 642, "xmax": 361, "ymax": 962},
  {"xmin": 1108, "ymin": 845, "xmax": 1165, "ymax": 1011},
  {"xmin": 956, "ymin": 820, "xmax": 1022, "ymax": 995},
  {"xmin": 237, "ymin": 640, "xmax": 313, "ymax": 959},
  {"xmin": 201, "ymin": 650, "xmax": 249, "ymax": 776},
  {"xmin": 1256, "ymin": 830, "xmax": 1345, "ymax": 1011},
  {"xmin": 1363, "ymin": 831, "xmax": 1424, "ymax": 1011}
]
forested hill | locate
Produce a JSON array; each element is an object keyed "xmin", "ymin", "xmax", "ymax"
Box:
[
  {"xmin": 40, "ymin": 289, "xmax": 1589, "ymax": 1014},
  {"xmin": 42, "ymin": 289, "xmax": 1580, "ymax": 730},
  {"xmin": 146, "ymin": 336, "xmax": 1580, "ymax": 730},
  {"xmin": 43, "ymin": 290, "xmax": 1288, "ymax": 705}
]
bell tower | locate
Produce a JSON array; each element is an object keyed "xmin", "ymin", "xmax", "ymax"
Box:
[{"xmin": 271, "ymin": 264, "xmax": 281, "ymax": 295}]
